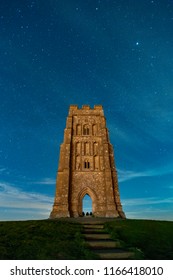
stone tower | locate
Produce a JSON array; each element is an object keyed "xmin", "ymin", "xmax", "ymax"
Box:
[{"xmin": 50, "ymin": 105, "xmax": 125, "ymax": 218}]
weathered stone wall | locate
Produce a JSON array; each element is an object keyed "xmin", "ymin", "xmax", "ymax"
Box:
[{"xmin": 50, "ymin": 105, "xmax": 126, "ymax": 218}]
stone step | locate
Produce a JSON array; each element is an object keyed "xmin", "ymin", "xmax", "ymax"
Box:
[
  {"xmin": 84, "ymin": 233, "xmax": 111, "ymax": 240},
  {"xmin": 93, "ymin": 249, "xmax": 135, "ymax": 260},
  {"xmin": 81, "ymin": 222, "xmax": 134, "ymax": 260},
  {"xmin": 83, "ymin": 224, "xmax": 104, "ymax": 229},
  {"xmin": 83, "ymin": 228, "xmax": 105, "ymax": 234},
  {"xmin": 87, "ymin": 240, "xmax": 121, "ymax": 249}
]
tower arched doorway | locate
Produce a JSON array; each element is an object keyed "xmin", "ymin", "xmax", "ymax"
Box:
[
  {"xmin": 82, "ymin": 194, "xmax": 92, "ymax": 216},
  {"xmin": 78, "ymin": 187, "xmax": 97, "ymax": 217}
]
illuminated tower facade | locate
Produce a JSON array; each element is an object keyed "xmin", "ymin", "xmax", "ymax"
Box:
[{"xmin": 50, "ymin": 105, "xmax": 125, "ymax": 218}]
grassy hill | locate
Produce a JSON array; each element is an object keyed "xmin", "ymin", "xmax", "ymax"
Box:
[
  {"xmin": 105, "ymin": 219, "xmax": 173, "ymax": 259},
  {"xmin": 0, "ymin": 220, "xmax": 97, "ymax": 260},
  {"xmin": 0, "ymin": 219, "xmax": 173, "ymax": 259}
]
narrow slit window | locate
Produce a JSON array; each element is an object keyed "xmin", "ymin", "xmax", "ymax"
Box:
[
  {"xmin": 84, "ymin": 160, "xmax": 90, "ymax": 169},
  {"xmin": 83, "ymin": 125, "xmax": 89, "ymax": 135}
]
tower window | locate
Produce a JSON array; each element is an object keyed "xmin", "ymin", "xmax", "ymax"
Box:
[
  {"xmin": 84, "ymin": 160, "xmax": 90, "ymax": 169},
  {"xmin": 83, "ymin": 125, "xmax": 89, "ymax": 135}
]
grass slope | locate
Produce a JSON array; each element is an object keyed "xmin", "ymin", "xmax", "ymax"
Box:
[
  {"xmin": 0, "ymin": 220, "xmax": 96, "ymax": 260},
  {"xmin": 0, "ymin": 219, "xmax": 173, "ymax": 259},
  {"xmin": 105, "ymin": 219, "xmax": 173, "ymax": 259}
]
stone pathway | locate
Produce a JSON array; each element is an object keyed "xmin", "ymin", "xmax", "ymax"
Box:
[{"xmin": 82, "ymin": 222, "xmax": 135, "ymax": 260}]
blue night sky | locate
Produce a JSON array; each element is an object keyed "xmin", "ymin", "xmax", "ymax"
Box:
[{"xmin": 0, "ymin": 0, "xmax": 173, "ymax": 221}]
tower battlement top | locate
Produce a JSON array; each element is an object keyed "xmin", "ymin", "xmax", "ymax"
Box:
[{"xmin": 69, "ymin": 105, "xmax": 103, "ymax": 115}]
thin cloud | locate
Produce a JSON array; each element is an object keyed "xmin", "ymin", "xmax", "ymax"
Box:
[
  {"xmin": 122, "ymin": 196, "xmax": 173, "ymax": 206},
  {"xmin": 0, "ymin": 167, "xmax": 7, "ymax": 173},
  {"xmin": 117, "ymin": 166, "xmax": 173, "ymax": 182},
  {"xmin": 31, "ymin": 178, "xmax": 56, "ymax": 185},
  {"xmin": 125, "ymin": 208, "xmax": 173, "ymax": 221},
  {"xmin": 0, "ymin": 208, "xmax": 50, "ymax": 221},
  {"xmin": 0, "ymin": 181, "xmax": 53, "ymax": 210},
  {"xmin": 122, "ymin": 198, "xmax": 173, "ymax": 221},
  {"xmin": 117, "ymin": 169, "xmax": 149, "ymax": 182}
]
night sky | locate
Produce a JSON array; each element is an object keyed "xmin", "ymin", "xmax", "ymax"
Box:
[{"xmin": 1, "ymin": 0, "xmax": 173, "ymax": 221}]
